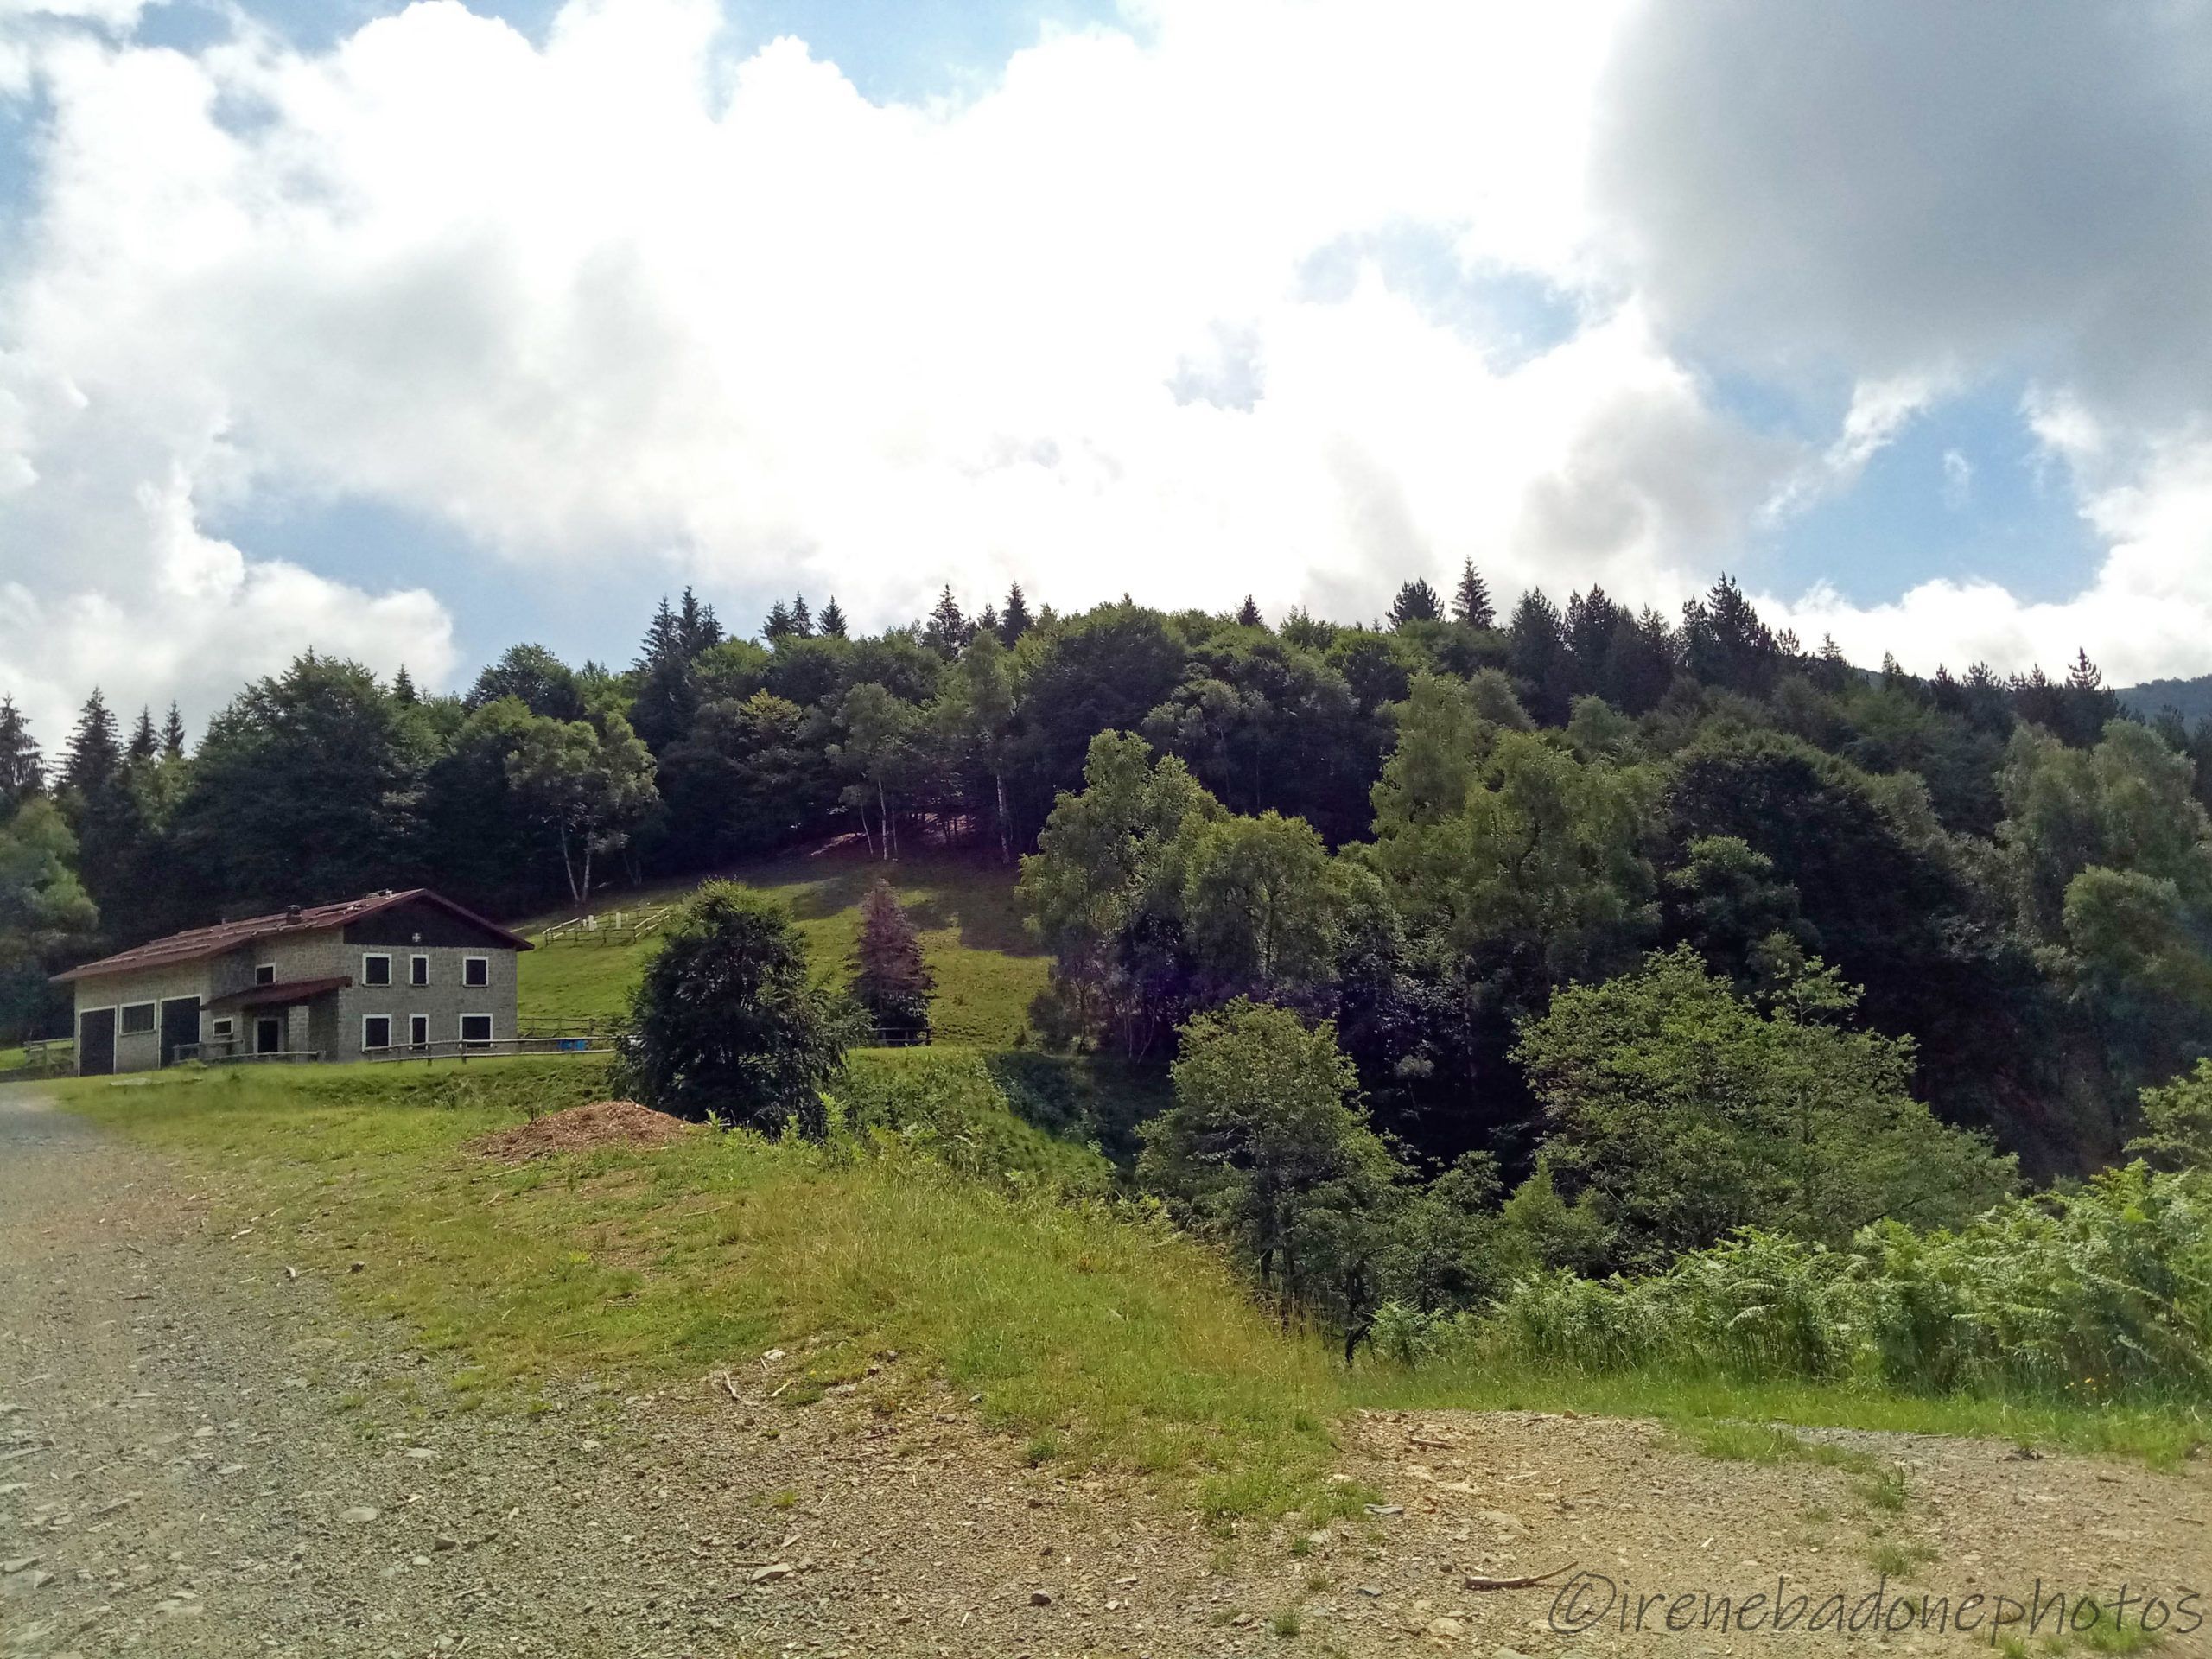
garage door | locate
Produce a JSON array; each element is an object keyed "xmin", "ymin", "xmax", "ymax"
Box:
[{"xmin": 78, "ymin": 1007, "xmax": 116, "ymax": 1077}]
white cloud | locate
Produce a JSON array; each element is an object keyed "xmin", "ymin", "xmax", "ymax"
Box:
[
  {"xmin": 1598, "ymin": 0, "xmax": 2212, "ymax": 682},
  {"xmin": 5, "ymin": 0, "xmax": 2212, "ymax": 740},
  {"xmin": 0, "ymin": 0, "xmax": 1806, "ymax": 737}
]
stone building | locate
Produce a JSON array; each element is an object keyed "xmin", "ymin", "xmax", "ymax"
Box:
[{"xmin": 54, "ymin": 889, "xmax": 532, "ymax": 1074}]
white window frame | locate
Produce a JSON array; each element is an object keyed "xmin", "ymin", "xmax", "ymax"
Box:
[
  {"xmin": 408, "ymin": 1013, "xmax": 429, "ymax": 1048},
  {"xmin": 118, "ymin": 1001, "xmax": 157, "ymax": 1037},
  {"xmin": 409, "ymin": 953, "xmax": 429, "ymax": 987},
  {"xmin": 361, "ymin": 1014, "xmax": 393, "ymax": 1052},
  {"xmin": 458, "ymin": 1012, "xmax": 493, "ymax": 1046},
  {"xmin": 360, "ymin": 952, "xmax": 393, "ymax": 988},
  {"xmin": 210, "ymin": 1017, "xmax": 235, "ymax": 1039},
  {"xmin": 253, "ymin": 962, "xmax": 276, "ymax": 986},
  {"xmin": 461, "ymin": 955, "xmax": 490, "ymax": 988}
]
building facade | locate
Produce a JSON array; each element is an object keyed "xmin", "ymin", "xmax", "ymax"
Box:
[{"xmin": 56, "ymin": 890, "xmax": 531, "ymax": 1075}]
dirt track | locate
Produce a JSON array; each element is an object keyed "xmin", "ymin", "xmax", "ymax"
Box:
[{"xmin": 3, "ymin": 1088, "xmax": 2209, "ymax": 1657}]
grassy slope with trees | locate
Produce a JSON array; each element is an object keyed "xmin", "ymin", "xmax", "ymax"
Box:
[
  {"xmin": 15, "ymin": 566, "xmax": 2212, "ymax": 1483},
  {"xmin": 515, "ymin": 850, "xmax": 1047, "ymax": 1048}
]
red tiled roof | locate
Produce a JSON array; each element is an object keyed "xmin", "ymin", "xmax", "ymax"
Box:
[{"xmin": 54, "ymin": 888, "xmax": 533, "ymax": 983}]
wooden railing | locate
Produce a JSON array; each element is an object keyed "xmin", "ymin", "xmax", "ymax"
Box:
[
  {"xmin": 360, "ymin": 1035, "xmax": 619, "ymax": 1064},
  {"xmin": 173, "ymin": 1046, "xmax": 322, "ymax": 1065},
  {"xmin": 536, "ymin": 906, "xmax": 675, "ymax": 948}
]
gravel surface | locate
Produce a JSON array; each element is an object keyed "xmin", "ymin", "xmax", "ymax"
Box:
[{"xmin": 5, "ymin": 1087, "xmax": 2209, "ymax": 1658}]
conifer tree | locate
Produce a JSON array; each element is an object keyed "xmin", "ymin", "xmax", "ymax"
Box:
[
  {"xmin": 975, "ymin": 602, "xmax": 1000, "ymax": 639},
  {"xmin": 390, "ymin": 666, "xmax": 417, "ymax": 708},
  {"xmin": 1235, "ymin": 594, "xmax": 1263, "ymax": 628},
  {"xmin": 923, "ymin": 585, "xmax": 968, "ymax": 659},
  {"xmin": 1389, "ymin": 578, "xmax": 1442, "ymax": 628},
  {"xmin": 849, "ymin": 878, "xmax": 934, "ymax": 1040},
  {"xmin": 676, "ymin": 586, "xmax": 722, "ymax": 655},
  {"xmin": 763, "ymin": 600, "xmax": 795, "ymax": 641},
  {"xmin": 2068, "ymin": 646, "xmax": 2103, "ymax": 690},
  {"xmin": 1000, "ymin": 582, "xmax": 1033, "ymax": 645},
  {"xmin": 0, "ymin": 697, "xmax": 42, "ymax": 815},
  {"xmin": 160, "ymin": 703, "xmax": 188, "ymax": 760},
  {"xmin": 636, "ymin": 595, "xmax": 681, "ymax": 669},
  {"xmin": 127, "ymin": 706, "xmax": 158, "ymax": 765},
  {"xmin": 1451, "ymin": 560, "xmax": 1495, "ymax": 628},
  {"xmin": 61, "ymin": 690, "xmax": 121, "ymax": 800},
  {"xmin": 790, "ymin": 595, "xmax": 814, "ymax": 639},
  {"xmin": 819, "ymin": 596, "xmax": 849, "ymax": 639}
]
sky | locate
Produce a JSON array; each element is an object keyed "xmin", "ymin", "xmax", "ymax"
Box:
[{"xmin": 3, "ymin": 0, "xmax": 2211, "ymax": 741}]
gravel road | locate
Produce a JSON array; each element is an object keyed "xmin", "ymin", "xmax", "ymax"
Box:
[{"xmin": 6, "ymin": 1088, "xmax": 2209, "ymax": 1659}]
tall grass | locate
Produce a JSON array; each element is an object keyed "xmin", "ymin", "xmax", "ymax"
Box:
[{"xmin": 1493, "ymin": 1164, "xmax": 2212, "ymax": 1406}]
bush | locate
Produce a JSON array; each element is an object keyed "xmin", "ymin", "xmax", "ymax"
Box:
[
  {"xmin": 830, "ymin": 1050, "xmax": 1115, "ymax": 1192},
  {"xmin": 1510, "ymin": 945, "xmax": 2017, "ymax": 1271},
  {"xmin": 619, "ymin": 881, "xmax": 855, "ymax": 1130}
]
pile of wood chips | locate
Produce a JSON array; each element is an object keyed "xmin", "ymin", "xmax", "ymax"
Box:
[{"xmin": 469, "ymin": 1100, "xmax": 692, "ymax": 1161}]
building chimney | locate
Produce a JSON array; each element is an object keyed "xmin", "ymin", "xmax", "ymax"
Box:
[{"xmin": 284, "ymin": 904, "xmax": 302, "ymax": 925}]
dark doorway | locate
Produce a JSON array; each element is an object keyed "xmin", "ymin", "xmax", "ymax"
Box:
[
  {"xmin": 78, "ymin": 1007, "xmax": 116, "ymax": 1076},
  {"xmin": 255, "ymin": 1015, "xmax": 282, "ymax": 1056},
  {"xmin": 159, "ymin": 997, "xmax": 201, "ymax": 1067}
]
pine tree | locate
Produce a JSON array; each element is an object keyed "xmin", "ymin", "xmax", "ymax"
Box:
[
  {"xmin": 2067, "ymin": 646, "xmax": 2103, "ymax": 691},
  {"xmin": 127, "ymin": 706, "xmax": 158, "ymax": 765},
  {"xmin": 763, "ymin": 600, "xmax": 795, "ymax": 641},
  {"xmin": 0, "ymin": 697, "xmax": 42, "ymax": 815},
  {"xmin": 1235, "ymin": 594, "xmax": 1263, "ymax": 628},
  {"xmin": 637, "ymin": 595, "xmax": 681, "ymax": 670},
  {"xmin": 390, "ymin": 667, "xmax": 417, "ymax": 708},
  {"xmin": 1389, "ymin": 579, "xmax": 1441, "ymax": 628},
  {"xmin": 62, "ymin": 690, "xmax": 121, "ymax": 800},
  {"xmin": 1451, "ymin": 560, "xmax": 1495, "ymax": 628},
  {"xmin": 677, "ymin": 586, "xmax": 723, "ymax": 656},
  {"xmin": 819, "ymin": 596, "xmax": 849, "ymax": 639},
  {"xmin": 975, "ymin": 602, "xmax": 1000, "ymax": 639},
  {"xmin": 790, "ymin": 595, "xmax": 814, "ymax": 639},
  {"xmin": 160, "ymin": 703, "xmax": 187, "ymax": 760},
  {"xmin": 849, "ymin": 878, "xmax": 935, "ymax": 1040},
  {"xmin": 1000, "ymin": 582, "xmax": 1033, "ymax": 645},
  {"xmin": 923, "ymin": 585, "xmax": 969, "ymax": 659}
]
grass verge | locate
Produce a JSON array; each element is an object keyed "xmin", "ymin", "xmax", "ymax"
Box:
[{"xmin": 51, "ymin": 1058, "xmax": 2210, "ymax": 1526}]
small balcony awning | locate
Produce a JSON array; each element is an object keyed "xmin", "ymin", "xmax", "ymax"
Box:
[{"xmin": 207, "ymin": 976, "xmax": 353, "ymax": 1010}]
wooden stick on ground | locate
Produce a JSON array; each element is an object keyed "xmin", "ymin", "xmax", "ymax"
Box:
[{"xmin": 1463, "ymin": 1563, "xmax": 1575, "ymax": 1592}]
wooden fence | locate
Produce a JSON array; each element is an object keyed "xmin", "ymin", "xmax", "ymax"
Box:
[{"xmin": 535, "ymin": 906, "xmax": 676, "ymax": 949}]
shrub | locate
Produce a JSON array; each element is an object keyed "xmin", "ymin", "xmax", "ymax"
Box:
[{"xmin": 619, "ymin": 881, "xmax": 855, "ymax": 1130}]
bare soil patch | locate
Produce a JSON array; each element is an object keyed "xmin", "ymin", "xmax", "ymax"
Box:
[{"xmin": 469, "ymin": 1097, "xmax": 693, "ymax": 1161}]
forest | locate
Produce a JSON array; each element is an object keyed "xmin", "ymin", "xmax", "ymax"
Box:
[{"xmin": 7, "ymin": 566, "xmax": 2212, "ymax": 1217}]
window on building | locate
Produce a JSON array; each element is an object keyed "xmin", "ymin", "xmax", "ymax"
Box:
[
  {"xmin": 361, "ymin": 953, "xmax": 392, "ymax": 987},
  {"xmin": 119, "ymin": 1002, "xmax": 156, "ymax": 1035},
  {"xmin": 410, "ymin": 955, "xmax": 429, "ymax": 987},
  {"xmin": 459, "ymin": 1013, "xmax": 493, "ymax": 1046},
  {"xmin": 211, "ymin": 1018, "xmax": 234, "ymax": 1039},
  {"xmin": 363, "ymin": 1014, "xmax": 392, "ymax": 1051},
  {"xmin": 409, "ymin": 1014, "xmax": 429, "ymax": 1047},
  {"xmin": 462, "ymin": 956, "xmax": 489, "ymax": 988},
  {"xmin": 254, "ymin": 963, "xmax": 276, "ymax": 985}
]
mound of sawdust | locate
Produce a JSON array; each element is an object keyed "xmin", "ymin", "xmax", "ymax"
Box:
[{"xmin": 471, "ymin": 1100, "xmax": 691, "ymax": 1161}]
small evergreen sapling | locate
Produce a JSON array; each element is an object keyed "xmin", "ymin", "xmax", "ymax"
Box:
[{"xmin": 849, "ymin": 879, "xmax": 935, "ymax": 1040}]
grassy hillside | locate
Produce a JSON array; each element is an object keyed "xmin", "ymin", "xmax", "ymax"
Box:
[
  {"xmin": 59, "ymin": 1058, "xmax": 2205, "ymax": 1526},
  {"xmin": 518, "ymin": 849, "xmax": 1049, "ymax": 1047}
]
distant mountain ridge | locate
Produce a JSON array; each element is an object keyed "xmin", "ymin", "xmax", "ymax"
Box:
[{"xmin": 2118, "ymin": 673, "xmax": 2212, "ymax": 723}]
